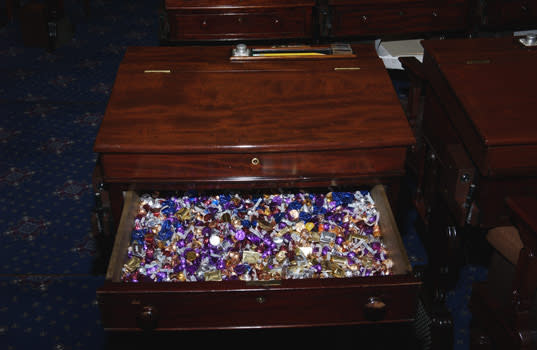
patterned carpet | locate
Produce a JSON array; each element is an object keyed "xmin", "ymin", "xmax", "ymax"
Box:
[{"xmin": 0, "ymin": 1, "xmax": 487, "ymax": 349}]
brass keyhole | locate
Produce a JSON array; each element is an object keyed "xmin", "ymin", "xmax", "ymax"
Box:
[{"xmin": 251, "ymin": 157, "xmax": 260, "ymax": 166}]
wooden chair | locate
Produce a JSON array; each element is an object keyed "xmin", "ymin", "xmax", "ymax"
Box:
[{"xmin": 469, "ymin": 196, "xmax": 537, "ymax": 349}]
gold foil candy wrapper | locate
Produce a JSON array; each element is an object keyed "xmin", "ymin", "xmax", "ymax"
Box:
[
  {"xmin": 373, "ymin": 226, "xmax": 381, "ymax": 237},
  {"xmin": 350, "ymin": 233, "xmax": 369, "ymax": 243},
  {"xmin": 186, "ymin": 250, "xmax": 198, "ymax": 262},
  {"xmin": 232, "ymin": 217, "xmax": 242, "ymax": 229},
  {"xmin": 331, "ymin": 255, "xmax": 347, "ymax": 267},
  {"xmin": 295, "ymin": 222, "xmax": 305, "ymax": 232},
  {"xmin": 257, "ymin": 219, "xmax": 273, "ymax": 231},
  {"xmin": 124, "ymin": 256, "xmax": 141, "ymax": 273},
  {"xmin": 276, "ymin": 226, "xmax": 291, "ymax": 236},
  {"xmin": 333, "ymin": 267, "xmax": 346, "ymax": 278},
  {"xmin": 286, "ymin": 265, "xmax": 302, "ymax": 279},
  {"xmin": 204, "ymin": 270, "xmax": 222, "ymax": 281},
  {"xmin": 383, "ymin": 258, "xmax": 394, "ymax": 269},
  {"xmin": 242, "ymin": 250, "xmax": 261, "ymax": 264},
  {"xmin": 361, "ymin": 256, "xmax": 375, "ymax": 268},
  {"xmin": 275, "ymin": 250, "xmax": 287, "ymax": 263},
  {"xmin": 176, "ymin": 208, "xmax": 191, "ymax": 221}
]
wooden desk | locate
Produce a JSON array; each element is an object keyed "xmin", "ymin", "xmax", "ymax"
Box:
[
  {"xmin": 160, "ymin": 0, "xmax": 474, "ymax": 43},
  {"xmin": 93, "ymin": 44, "xmax": 422, "ymax": 333},
  {"xmin": 94, "ymin": 44, "xmax": 415, "ymax": 225},
  {"xmin": 409, "ymin": 36, "xmax": 537, "ymax": 291}
]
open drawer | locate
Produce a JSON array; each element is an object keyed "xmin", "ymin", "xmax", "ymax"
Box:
[{"xmin": 97, "ymin": 184, "xmax": 420, "ymax": 331}]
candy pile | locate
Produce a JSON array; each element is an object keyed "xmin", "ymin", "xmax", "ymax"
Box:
[{"xmin": 122, "ymin": 190, "xmax": 393, "ymax": 282}]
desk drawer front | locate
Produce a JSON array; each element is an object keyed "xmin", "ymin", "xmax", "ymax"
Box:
[
  {"xmin": 483, "ymin": 0, "xmax": 537, "ymax": 27},
  {"xmin": 330, "ymin": 4, "xmax": 468, "ymax": 36},
  {"xmin": 98, "ymin": 281, "xmax": 419, "ymax": 330},
  {"xmin": 168, "ymin": 8, "xmax": 313, "ymax": 40},
  {"xmin": 101, "ymin": 148, "xmax": 407, "ymax": 183}
]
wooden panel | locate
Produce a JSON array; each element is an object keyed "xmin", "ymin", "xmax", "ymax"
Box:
[
  {"xmin": 98, "ymin": 280, "xmax": 419, "ymax": 330},
  {"xmin": 421, "ymin": 37, "xmax": 537, "ymax": 177},
  {"xmin": 330, "ymin": 3, "xmax": 468, "ymax": 37},
  {"xmin": 168, "ymin": 8, "xmax": 313, "ymax": 41},
  {"xmin": 100, "ymin": 148, "xmax": 408, "ymax": 183},
  {"xmin": 93, "ymin": 45, "xmax": 413, "ymax": 156},
  {"xmin": 483, "ymin": 0, "xmax": 537, "ymax": 28},
  {"xmin": 166, "ymin": 0, "xmax": 315, "ymax": 10}
]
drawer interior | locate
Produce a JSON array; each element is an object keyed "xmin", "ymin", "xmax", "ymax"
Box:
[
  {"xmin": 106, "ymin": 184, "xmax": 412, "ymax": 283},
  {"xmin": 99, "ymin": 184, "xmax": 419, "ymax": 330}
]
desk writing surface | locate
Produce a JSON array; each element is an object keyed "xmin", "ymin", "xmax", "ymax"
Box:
[
  {"xmin": 421, "ymin": 37, "xmax": 537, "ymax": 175},
  {"xmin": 421, "ymin": 38, "xmax": 537, "ymax": 148},
  {"xmin": 94, "ymin": 45, "xmax": 413, "ymax": 155}
]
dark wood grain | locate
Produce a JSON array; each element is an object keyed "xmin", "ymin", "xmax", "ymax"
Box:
[
  {"xmin": 164, "ymin": 0, "xmax": 314, "ymax": 41},
  {"xmin": 95, "ymin": 46, "xmax": 411, "ymax": 155},
  {"xmin": 328, "ymin": 2, "xmax": 469, "ymax": 37},
  {"xmin": 98, "ymin": 277, "xmax": 419, "ymax": 331},
  {"xmin": 99, "ymin": 148, "xmax": 408, "ymax": 183},
  {"xmin": 418, "ymin": 37, "xmax": 537, "ymax": 216},
  {"xmin": 95, "ymin": 44, "xmax": 420, "ymax": 332},
  {"xmin": 479, "ymin": 0, "xmax": 537, "ymax": 30},
  {"xmin": 406, "ymin": 38, "xmax": 537, "ymax": 341},
  {"xmin": 94, "ymin": 44, "xmax": 413, "ymax": 183}
]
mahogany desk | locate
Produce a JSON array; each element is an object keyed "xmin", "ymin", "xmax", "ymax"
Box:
[
  {"xmin": 93, "ymin": 44, "xmax": 421, "ymax": 333},
  {"xmin": 405, "ymin": 37, "xmax": 537, "ymax": 292}
]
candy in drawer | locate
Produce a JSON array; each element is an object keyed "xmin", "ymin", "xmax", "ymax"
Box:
[{"xmin": 97, "ymin": 185, "xmax": 420, "ymax": 331}]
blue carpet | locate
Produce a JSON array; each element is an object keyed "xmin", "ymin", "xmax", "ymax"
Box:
[{"xmin": 0, "ymin": 1, "xmax": 486, "ymax": 348}]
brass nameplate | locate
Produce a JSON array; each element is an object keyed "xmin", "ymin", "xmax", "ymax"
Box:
[
  {"xmin": 144, "ymin": 70, "xmax": 171, "ymax": 73},
  {"xmin": 465, "ymin": 59, "xmax": 490, "ymax": 65},
  {"xmin": 334, "ymin": 67, "xmax": 361, "ymax": 70},
  {"xmin": 245, "ymin": 280, "xmax": 282, "ymax": 287}
]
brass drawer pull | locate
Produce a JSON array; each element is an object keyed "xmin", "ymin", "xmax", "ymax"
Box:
[
  {"xmin": 137, "ymin": 305, "xmax": 159, "ymax": 330},
  {"xmin": 273, "ymin": 18, "xmax": 280, "ymax": 25},
  {"xmin": 201, "ymin": 19, "xmax": 208, "ymax": 28},
  {"xmin": 251, "ymin": 157, "xmax": 260, "ymax": 166},
  {"xmin": 256, "ymin": 296, "xmax": 266, "ymax": 304},
  {"xmin": 363, "ymin": 296, "xmax": 386, "ymax": 321}
]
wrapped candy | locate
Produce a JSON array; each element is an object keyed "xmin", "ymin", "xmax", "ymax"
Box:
[{"xmin": 121, "ymin": 189, "xmax": 393, "ymax": 282}]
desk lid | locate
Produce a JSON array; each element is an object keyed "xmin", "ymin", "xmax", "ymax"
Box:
[
  {"xmin": 94, "ymin": 45, "xmax": 414, "ymax": 155},
  {"xmin": 421, "ymin": 37, "xmax": 537, "ymax": 175}
]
